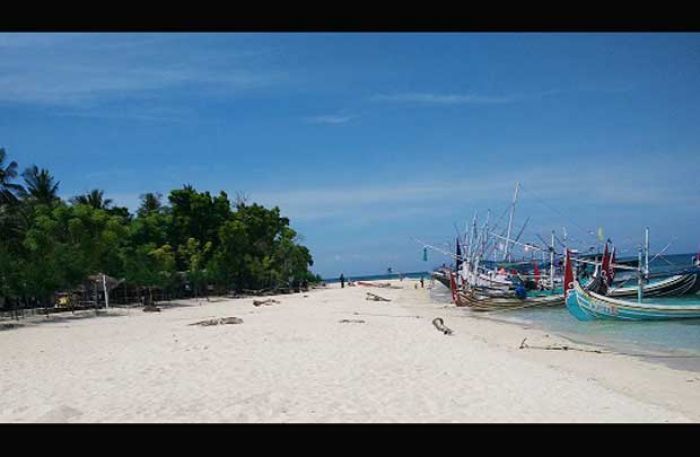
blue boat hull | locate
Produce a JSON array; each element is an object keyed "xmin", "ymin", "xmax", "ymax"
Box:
[{"xmin": 566, "ymin": 282, "xmax": 700, "ymax": 321}]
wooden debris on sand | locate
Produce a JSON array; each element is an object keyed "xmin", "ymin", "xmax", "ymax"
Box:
[
  {"xmin": 518, "ymin": 338, "xmax": 603, "ymax": 354},
  {"xmin": 253, "ymin": 298, "xmax": 281, "ymax": 307},
  {"xmin": 338, "ymin": 319, "xmax": 366, "ymax": 324},
  {"xmin": 143, "ymin": 305, "xmax": 161, "ymax": 312},
  {"xmin": 357, "ymin": 281, "xmax": 392, "ymax": 288},
  {"xmin": 432, "ymin": 317, "xmax": 453, "ymax": 335},
  {"xmin": 366, "ymin": 292, "xmax": 391, "ymax": 302},
  {"xmin": 189, "ymin": 317, "xmax": 244, "ymax": 326}
]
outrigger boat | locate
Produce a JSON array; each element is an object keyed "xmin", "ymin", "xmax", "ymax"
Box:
[
  {"xmin": 581, "ymin": 237, "xmax": 700, "ymax": 299},
  {"xmin": 447, "ymin": 267, "xmax": 564, "ymax": 311},
  {"xmin": 564, "ymin": 248, "xmax": 700, "ymax": 321}
]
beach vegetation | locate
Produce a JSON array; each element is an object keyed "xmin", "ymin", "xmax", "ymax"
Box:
[{"xmin": 0, "ymin": 149, "xmax": 318, "ymax": 310}]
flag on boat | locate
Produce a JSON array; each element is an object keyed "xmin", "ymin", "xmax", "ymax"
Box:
[
  {"xmin": 455, "ymin": 238, "xmax": 462, "ymax": 271},
  {"xmin": 564, "ymin": 249, "xmax": 574, "ymax": 295}
]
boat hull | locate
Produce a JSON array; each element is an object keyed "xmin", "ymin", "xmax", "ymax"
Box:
[
  {"xmin": 607, "ymin": 272, "xmax": 700, "ymax": 298},
  {"xmin": 455, "ymin": 289, "xmax": 564, "ymax": 311},
  {"xmin": 566, "ymin": 281, "xmax": 700, "ymax": 321}
]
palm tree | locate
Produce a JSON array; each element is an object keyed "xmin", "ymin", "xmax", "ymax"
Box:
[
  {"xmin": 137, "ymin": 192, "xmax": 162, "ymax": 216},
  {"xmin": 20, "ymin": 165, "xmax": 60, "ymax": 205},
  {"xmin": 0, "ymin": 148, "xmax": 24, "ymax": 205},
  {"xmin": 70, "ymin": 189, "xmax": 113, "ymax": 210}
]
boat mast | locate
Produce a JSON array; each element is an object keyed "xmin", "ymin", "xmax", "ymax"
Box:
[
  {"xmin": 637, "ymin": 247, "xmax": 644, "ymax": 303},
  {"xmin": 550, "ymin": 230, "xmax": 555, "ymax": 290},
  {"xmin": 644, "ymin": 227, "xmax": 650, "ymax": 280},
  {"xmin": 467, "ymin": 211, "xmax": 477, "ymax": 264},
  {"xmin": 503, "ymin": 182, "xmax": 520, "ymax": 262},
  {"xmin": 483, "ymin": 209, "xmax": 491, "ymax": 263}
]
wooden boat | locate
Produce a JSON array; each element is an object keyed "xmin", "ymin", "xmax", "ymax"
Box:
[
  {"xmin": 606, "ymin": 272, "xmax": 700, "ymax": 298},
  {"xmin": 582, "ymin": 241, "xmax": 700, "ymax": 298},
  {"xmin": 564, "ymin": 250, "xmax": 700, "ymax": 321},
  {"xmin": 455, "ymin": 288, "xmax": 564, "ymax": 311},
  {"xmin": 566, "ymin": 280, "xmax": 700, "ymax": 321},
  {"xmin": 431, "ymin": 267, "xmax": 453, "ymax": 289},
  {"xmin": 449, "ymin": 270, "xmax": 564, "ymax": 311}
]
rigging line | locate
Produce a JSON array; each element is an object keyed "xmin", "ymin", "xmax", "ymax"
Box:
[{"xmin": 518, "ymin": 183, "xmax": 597, "ymax": 242}]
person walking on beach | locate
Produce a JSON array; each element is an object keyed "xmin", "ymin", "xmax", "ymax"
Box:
[
  {"xmin": 340, "ymin": 273, "xmax": 345, "ymax": 288},
  {"xmin": 420, "ymin": 276, "xmax": 424, "ymax": 288}
]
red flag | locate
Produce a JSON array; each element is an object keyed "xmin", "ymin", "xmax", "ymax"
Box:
[
  {"xmin": 564, "ymin": 249, "xmax": 574, "ymax": 295},
  {"xmin": 449, "ymin": 272, "xmax": 458, "ymax": 304},
  {"xmin": 533, "ymin": 261, "xmax": 540, "ymax": 284}
]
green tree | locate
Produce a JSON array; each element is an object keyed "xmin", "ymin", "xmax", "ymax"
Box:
[
  {"xmin": 20, "ymin": 165, "xmax": 60, "ymax": 206},
  {"xmin": 0, "ymin": 148, "xmax": 24, "ymax": 205},
  {"xmin": 178, "ymin": 237, "xmax": 212, "ymax": 297},
  {"xmin": 168, "ymin": 186, "xmax": 232, "ymax": 267},
  {"xmin": 70, "ymin": 189, "xmax": 113, "ymax": 210},
  {"xmin": 137, "ymin": 192, "xmax": 163, "ymax": 217},
  {"xmin": 121, "ymin": 243, "xmax": 176, "ymax": 305}
]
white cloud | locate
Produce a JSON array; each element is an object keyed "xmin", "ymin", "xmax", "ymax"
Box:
[
  {"xmin": 372, "ymin": 92, "xmax": 513, "ymax": 105},
  {"xmin": 0, "ymin": 33, "xmax": 279, "ymax": 108},
  {"xmin": 303, "ymin": 114, "xmax": 354, "ymax": 124}
]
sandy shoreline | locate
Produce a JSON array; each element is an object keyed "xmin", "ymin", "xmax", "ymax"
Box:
[{"xmin": 1, "ymin": 279, "xmax": 698, "ymax": 422}]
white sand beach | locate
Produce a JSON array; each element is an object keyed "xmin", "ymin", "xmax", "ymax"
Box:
[{"xmin": 1, "ymin": 279, "xmax": 698, "ymax": 423}]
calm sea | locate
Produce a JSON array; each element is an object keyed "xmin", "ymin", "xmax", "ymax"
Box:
[{"xmin": 430, "ymin": 253, "xmax": 700, "ymax": 372}]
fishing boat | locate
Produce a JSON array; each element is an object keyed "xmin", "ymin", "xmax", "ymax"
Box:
[
  {"xmin": 448, "ymin": 269, "xmax": 564, "ymax": 311},
  {"xmin": 431, "ymin": 267, "xmax": 453, "ymax": 289},
  {"xmin": 564, "ymin": 249, "xmax": 700, "ymax": 321},
  {"xmin": 606, "ymin": 272, "xmax": 700, "ymax": 298},
  {"xmin": 454, "ymin": 288, "xmax": 565, "ymax": 311},
  {"xmin": 582, "ymin": 238, "xmax": 700, "ymax": 298}
]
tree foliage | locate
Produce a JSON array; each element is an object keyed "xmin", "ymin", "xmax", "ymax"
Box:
[{"xmin": 0, "ymin": 149, "xmax": 318, "ymax": 308}]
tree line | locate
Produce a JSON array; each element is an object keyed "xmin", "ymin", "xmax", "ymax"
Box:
[{"xmin": 0, "ymin": 148, "xmax": 321, "ymax": 309}]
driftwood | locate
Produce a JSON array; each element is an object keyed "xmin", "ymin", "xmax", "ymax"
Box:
[
  {"xmin": 432, "ymin": 317, "xmax": 453, "ymax": 335},
  {"xmin": 143, "ymin": 305, "xmax": 161, "ymax": 312},
  {"xmin": 357, "ymin": 281, "xmax": 392, "ymax": 288},
  {"xmin": 190, "ymin": 317, "xmax": 244, "ymax": 326},
  {"xmin": 366, "ymin": 292, "xmax": 391, "ymax": 302},
  {"xmin": 339, "ymin": 319, "xmax": 366, "ymax": 324},
  {"xmin": 253, "ymin": 298, "xmax": 280, "ymax": 307},
  {"xmin": 518, "ymin": 338, "xmax": 603, "ymax": 353}
]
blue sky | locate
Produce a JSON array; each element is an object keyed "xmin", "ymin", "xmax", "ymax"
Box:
[{"xmin": 1, "ymin": 33, "xmax": 699, "ymax": 277}]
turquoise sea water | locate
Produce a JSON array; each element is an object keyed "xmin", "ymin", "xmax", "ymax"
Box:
[
  {"xmin": 430, "ymin": 282, "xmax": 700, "ymax": 371},
  {"xmin": 429, "ymin": 253, "xmax": 700, "ymax": 371}
]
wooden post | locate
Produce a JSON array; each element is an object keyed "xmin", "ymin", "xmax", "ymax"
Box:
[{"xmin": 102, "ymin": 274, "xmax": 109, "ymax": 310}]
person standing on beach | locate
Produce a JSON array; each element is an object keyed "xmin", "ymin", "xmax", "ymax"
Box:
[
  {"xmin": 340, "ymin": 273, "xmax": 345, "ymax": 288},
  {"xmin": 420, "ymin": 276, "xmax": 424, "ymax": 288}
]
